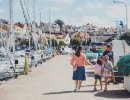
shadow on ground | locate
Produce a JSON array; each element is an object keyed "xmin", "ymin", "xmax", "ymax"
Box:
[
  {"xmin": 81, "ymin": 84, "xmax": 100, "ymax": 87},
  {"xmin": 95, "ymin": 90, "xmax": 130, "ymax": 99},
  {"xmin": 43, "ymin": 90, "xmax": 96, "ymax": 95},
  {"xmin": 43, "ymin": 91, "xmax": 73, "ymax": 95}
]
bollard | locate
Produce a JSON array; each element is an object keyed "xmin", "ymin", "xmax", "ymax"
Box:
[
  {"xmin": 24, "ymin": 54, "xmax": 29, "ymax": 75},
  {"xmin": 53, "ymin": 50, "xmax": 57, "ymax": 56}
]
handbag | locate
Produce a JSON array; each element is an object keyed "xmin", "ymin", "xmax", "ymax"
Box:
[{"xmin": 73, "ymin": 65, "xmax": 77, "ymax": 72}]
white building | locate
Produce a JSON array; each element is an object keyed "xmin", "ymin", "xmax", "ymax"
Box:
[
  {"xmin": 78, "ymin": 26, "xmax": 88, "ymax": 32},
  {"xmin": 57, "ymin": 34, "xmax": 70, "ymax": 45},
  {"xmin": 14, "ymin": 25, "xmax": 23, "ymax": 37},
  {"xmin": 63, "ymin": 34, "xmax": 70, "ymax": 45},
  {"xmin": 52, "ymin": 23, "xmax": 60, "ymax": 32}
]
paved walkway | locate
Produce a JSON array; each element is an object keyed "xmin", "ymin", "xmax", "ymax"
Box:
[{"xmin": 0, "ymin": 55, "xmax": 130, "ymax": 100}]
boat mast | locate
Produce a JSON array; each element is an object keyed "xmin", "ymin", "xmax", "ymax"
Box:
[
  {"xmin": 49, "ymin": 8, "xmax": 51, "ymax": 47},
  {"xmin": 33, "ymin": 0, "xmax": 38, "ymax": 50},
  {"xmin": 40, "ymin": 9, "xmax": 42, "ymax": 50},
  {"xmin": 34, "ymin": 0, "xmax": 36, "ymax": 23},
  {"xmin": 9, "ymin": 0, "xmax": 15, "ymax": 53}
]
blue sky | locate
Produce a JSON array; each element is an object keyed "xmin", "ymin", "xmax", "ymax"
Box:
[{"xmin": 0, "ymin": 0, "xmax": 130, "ymax": 28}]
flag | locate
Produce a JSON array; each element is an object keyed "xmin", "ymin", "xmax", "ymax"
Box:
[{"xmin": 119, "ymin": 21, "xmax": 124, "ymax": 26}]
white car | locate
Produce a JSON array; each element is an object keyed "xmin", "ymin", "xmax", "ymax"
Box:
[{"xmin": 64, "ymin": 48, "xmax": 75, "ymax": 55}]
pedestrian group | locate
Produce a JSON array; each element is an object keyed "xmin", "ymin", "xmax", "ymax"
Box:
[{"xmin": 70, "ymin": 45, "xmax": 118, "ymax": 92}]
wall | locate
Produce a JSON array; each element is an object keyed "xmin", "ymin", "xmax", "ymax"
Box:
[
  {"xmin": 112, "ymin": 40, "xmax": 130, "ymax": 93},
  {"xmin": 91, "ymin": 36, "xmax": 111, "ymax": 42},
  {"xmin": 124, "ymin": 77, "xmax": 130, "ymax": 93},
  {"xmin": 112, "ymin": 40, "xmax": 130, "ymax": 65}
]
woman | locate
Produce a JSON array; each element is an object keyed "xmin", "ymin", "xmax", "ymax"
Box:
[{"xmin": 70, "ymin": 45, "xmax": 93, "ymax": 92}]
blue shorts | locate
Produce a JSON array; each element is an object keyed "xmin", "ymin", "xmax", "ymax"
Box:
[
  {"xmin": 95, "ymin": 74, "xmax": 102, "ymax": 79},
  {"xmin": 73, "ymin": 66, "xmax": 86, "ymax": 80}
]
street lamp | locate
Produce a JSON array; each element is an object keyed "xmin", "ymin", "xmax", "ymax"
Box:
[{"xmin": 113, "ymin": 1, "xmax": 128, "ymax": 31}]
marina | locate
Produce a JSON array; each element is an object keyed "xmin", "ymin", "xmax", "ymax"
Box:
[{"xmin": 0, "ymin": 0, "xmax": 130, "ymax": 100}]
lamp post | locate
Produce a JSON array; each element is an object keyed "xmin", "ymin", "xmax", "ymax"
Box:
[{"xmin": 113, "ymin": 1, "xmax": 128, "ymax": 31}]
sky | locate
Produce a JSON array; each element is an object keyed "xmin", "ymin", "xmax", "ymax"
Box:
[{"xmin": 0, "ymin": 0, "xmax": 130, "ymax": 28}]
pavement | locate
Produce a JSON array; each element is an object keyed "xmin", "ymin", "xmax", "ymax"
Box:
[{"xmin": 0, "ymin": 55, "xmax": 130, "ymax": 100}]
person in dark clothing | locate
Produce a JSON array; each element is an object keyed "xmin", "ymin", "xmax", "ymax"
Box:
[
  {"xmin": 103, "ymin": 45, "xmax": 114, "ymax": 64},
  {"xmin": 102, "ymin": 44, "xmax": 118, "ymax": 84}
]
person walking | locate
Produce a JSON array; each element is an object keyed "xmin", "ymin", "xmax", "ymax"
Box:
[
  {"xmin": 103, "ymin": 55, "xmax": 113, "ymax": 91},
  {"xmin": 102, "ymin": 44, "xmax": 117, "ymax": 84},
  {"xmin": 93, "ymin": 59, "xmax": 103, "ymax": 91},
  {"xmin": 70, "ymin": 45, "xmax": 93, "ymax": 92}
]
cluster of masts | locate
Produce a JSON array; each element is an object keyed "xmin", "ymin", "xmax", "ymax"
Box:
[{"xmin": 9, "ymin": 0, "xmax": 52, "ymax": 53}]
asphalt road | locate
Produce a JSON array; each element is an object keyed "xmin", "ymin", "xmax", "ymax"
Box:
[{"xmin": 0, "ymin": 55, "xmax": 130, "ymax": 100}]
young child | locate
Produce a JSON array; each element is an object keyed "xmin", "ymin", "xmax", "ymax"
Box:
[
  {"xmin": 103, "ymin": 55, "xmax": 113, "ymax": 91},
  {"xmin": 93, "ymin": 59, "xmax": 103, "ymax": 91}
]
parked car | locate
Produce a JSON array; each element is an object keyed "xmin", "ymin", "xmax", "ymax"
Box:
[{"xmin": 63, "ymin": 48, "xmax": 75, "ymax": 55}]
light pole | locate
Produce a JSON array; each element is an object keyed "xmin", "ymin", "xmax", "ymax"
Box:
[{"xmin": 113, "ymin": 1, "xmax": 128, "ymax": 31}]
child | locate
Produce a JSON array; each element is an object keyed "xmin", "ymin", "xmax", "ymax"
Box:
[
  {"xmin": 93, "ymin": 59, "xmax": 103, "ymax": 91},
  {"xmin": 103, "ymin": 55, "xmax": 113, "ymax": 91}
]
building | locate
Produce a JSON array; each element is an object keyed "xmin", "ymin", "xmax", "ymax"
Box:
[
  {"xmin": 41, "ymin": 22, "xmax": 61, "ymax": 34},
  {"xmin": 15, "ymin": 22, "xmax": 28, "ymax": 34},
  {"xmin": 71, "ymin": 32, "xmax": 88, "ymax": 40},
  {"xmin": 62, "ymin": 25, "xmax": 78, "ymax": 34},
  {"xmin": 57, "ymin": 34, "xmax": 70, "ymax": 45},
  {"xmin": 52, "ymin": 23, "xmax": 60, "ymax": 32}
]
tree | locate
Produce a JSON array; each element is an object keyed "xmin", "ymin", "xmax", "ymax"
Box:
[
  {"xmin": 70, "ymin": 39, "xmax": 82, "ymax": 50},
  {"xmin": 54, "ymin": 19, "xmax": 64, "ymax": 31},
  {"xmin": 20, "ymin": 39, "xmax": 29, "ymax": 46},
  {"xmin": 59, "ymin": 41, "xmax": 65, "ymax": 46},
  {"xmin": 70, "ymin": 39, "xmax": 82, "ymax": 46},
  {"xmin": 48, "ymin": 38, "xmax": 58, "ymax": 47},
  {"xmin": 20, "ymin": 39, "xmax": 33, "ymax": 47}
]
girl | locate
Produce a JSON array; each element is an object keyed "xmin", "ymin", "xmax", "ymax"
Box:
[
  {"xmin": 93, "ymin": 59, "xmax": 103, "ymax": 91},
  {"xmin": 70, "ymin": 45, "xmax": 93, "ymax": 92},
  {"xmin": 103, "ymin": 55, "xmax": 113, "ymax": 91}
]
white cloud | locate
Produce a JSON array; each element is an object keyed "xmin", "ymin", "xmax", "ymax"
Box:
[
  {"xmin": 75, "ymin": 7, "xmax": 82, "ymax": 12},
  {"xmin": 44, "ymin": 7, "xmax": 61, "ymax": 11},
  {"xmin": 86, "ymin": 2, "xmax": 104, "ymax": 9},
  {"xmin": 61, "ymin": 16, "xmax": 111, "ymax": 27},
  {"xmin": 49, "ymin": 0, "xmax": 75, "ymax": 3},
  {"xmin": 105, "ymin": 4, "xmax": 130, "ymax": 28},
  {"xmin": 106, "ymin": 5, "xmax": 126, "ymax": 18},
  {"xmin": 0, "ymin": 9, "xmax": 4, "ymax": 15},
  {"xmin": 0, "ymin": 0, "xmax": 3, "ymax": 4},
  {"xmin": 82, "ymin": 16, "xmax": 111, "ymax": 27},
  {"xmin": 121, "ymin": 0, "xmax": 129, "ymax": 3}
]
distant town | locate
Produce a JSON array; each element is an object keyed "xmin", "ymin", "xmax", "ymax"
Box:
[{"xmin": 0, "ymin": 19, "xmax": 127, "ymax": 49}]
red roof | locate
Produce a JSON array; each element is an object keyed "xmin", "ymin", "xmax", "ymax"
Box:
[
  {"xmin": 5, "ymin": 24, "xmax": 10, "ymax": 27},
  {"xmin": 4, "ymin": 22, "xmax": 26, "ymax": 29},
  {"xmin": 46, "ymin": 34, "xmax": 51, "ymax": 39},
  {"xmin": 57, "ymin": 34, "xmax": 67, "ymax": 39},
  {"xmin": 1, "ymin": 19, "xmax": 9, "ymax": 24},
  {"xmin": 51, "ymin": 31, "xmax": 61, "ymax": 33},
  {"xmin": 0, "ymin": 28, "xmax": 7, "ymax": 32},
  {"xmin": 14, "ymin": 25, "xmax": 22, "ymax": 29},
  {"xmin": 15, "ymin": 22, "xmax": 25, "ymax": 28},
  {"xmin": 73, "ymin": 32, "xmax": 86, "ymax": 37}
]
